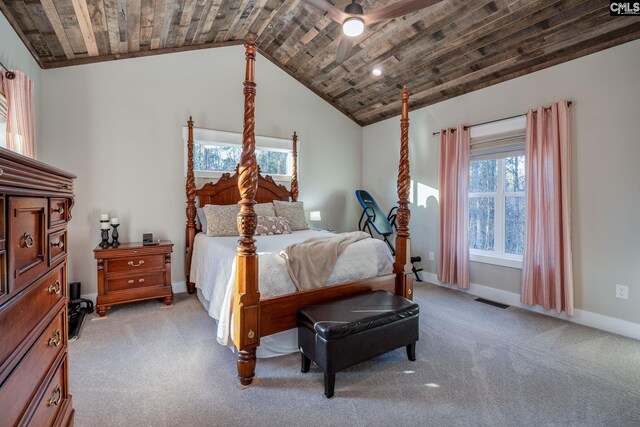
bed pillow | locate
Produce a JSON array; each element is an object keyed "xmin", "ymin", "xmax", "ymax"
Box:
[
  {"xmin": 256, "ymin": 216, "xmax": 291, "ymax": 236},
  {"xmin": 273, "ymin": 201, "xmax": 309, "ymax": 231},
  {"xmin": 203, "ymin": 204, "xmax": 240, "ymax": 236},
  {"xmin": 197, "ymin": 207, "xmax": 207, "ymax": 230},
  {"xmin": 254, "ymin": 202, "xmax": 276, "ymax": 217}
]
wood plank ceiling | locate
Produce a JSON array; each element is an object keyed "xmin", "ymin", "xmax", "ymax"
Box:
[{"xmin": 2, "ymin": 0, "xmax": 640, "ymax": 125}]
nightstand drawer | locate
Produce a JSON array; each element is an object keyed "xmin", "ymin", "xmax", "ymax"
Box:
[
  {"xmin": 106, "ymin": 254, "xmax": 164, "ymax": 275},
  {"xmin": 106, "ymin": 271, "xmax": 165, "ymax": 292}
]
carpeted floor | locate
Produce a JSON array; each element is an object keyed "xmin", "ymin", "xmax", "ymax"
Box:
[{"xmin": 69, "ymin": 283, "xmax": 640, "ymax": 427}]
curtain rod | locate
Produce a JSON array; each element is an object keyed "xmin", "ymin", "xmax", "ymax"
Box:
[
  {"xmin": 0, "ymin": 60, "xmax": 16, "ymax": 80},
  {"xmin": 431, "ymin": 101, "xmax": 573, "ymax": 136}
]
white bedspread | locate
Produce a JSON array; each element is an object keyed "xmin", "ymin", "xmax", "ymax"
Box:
[{"xmin": 190, "ymin": 230, "xmax": 394, "ymax": 348}]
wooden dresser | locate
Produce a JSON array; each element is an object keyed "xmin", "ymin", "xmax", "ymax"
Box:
[
  {"xmin": 0, "ymin": 148, "xmax": 75, "ymax": 427},
  {"xmin": 94, "ymin": 241, "xmax": 173, "ymax": 317}
]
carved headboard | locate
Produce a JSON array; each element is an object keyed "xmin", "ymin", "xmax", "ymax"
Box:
[
  {"xmin": 184, "ymin": 117, "xmax": 299, "ymax": 294},
  {"xmin": 196, "ymin": 170, "xmax": 292, "ymax": 206}
]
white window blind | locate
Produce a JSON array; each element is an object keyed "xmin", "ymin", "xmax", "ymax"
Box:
[{"xmin": 470, "ymin": 115, "xmax": 525, "ymax": 160}]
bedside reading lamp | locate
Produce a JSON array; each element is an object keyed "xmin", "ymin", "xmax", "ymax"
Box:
[{"xmin": 310, "ymin": 211, "xmax": 322, "ymax": 230}]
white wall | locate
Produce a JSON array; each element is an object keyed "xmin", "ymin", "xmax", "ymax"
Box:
[
  {"xmin": 363, "ymin": 40, "xmax": 640, "ymax": 325},
  {"xmin": 0, "ymin": 13, "xmax": 41, "ymax": 142},
  {"xmin": 39, "ymin": 45, "xmax": 362, "ymax": 295}
]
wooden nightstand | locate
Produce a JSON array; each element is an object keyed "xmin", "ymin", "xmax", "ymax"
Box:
[{"xmin": 94, "ymin": 241, "xmax": 173, "ymax": 316}]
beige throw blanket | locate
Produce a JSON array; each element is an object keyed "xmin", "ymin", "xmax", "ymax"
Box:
[{"xmin": 280, "ymin": 231, "xmax": 371, "ymax": 291}]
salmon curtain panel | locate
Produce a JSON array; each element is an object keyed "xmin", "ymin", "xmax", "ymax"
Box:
[
  {"xmin": 1, "ymin": 70, "xmax": 36, "ymax": 158},
  {"xmin": 521, "ymin": 101, "xmax": 574, "ymax": 315},
  {"xmin": 438, "ymin": 125, "xmax": 470, "ymax": 289}
]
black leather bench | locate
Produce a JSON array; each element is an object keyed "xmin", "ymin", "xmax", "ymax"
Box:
[{"xmin": 297, "ymin": 290, "xmax": 419, "ymax": 398}]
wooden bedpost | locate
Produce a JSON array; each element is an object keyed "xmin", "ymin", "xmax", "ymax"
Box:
[
  {"xmin": 185, "ymin": 117, "xmax": 197, "ymax": 294},
  {"xmin": 394, "ymin": 87, "xmax": 413, "ymax": 300},
  {"xmin": 233, "ymin": 34, "xmax": 261, "ymax": 386},
  {"xmin": 290, "ymin": 131, "xmax": 299, "ymax": 202}
]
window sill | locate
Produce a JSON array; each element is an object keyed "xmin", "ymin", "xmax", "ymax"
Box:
[{"xmin": 470, "ymin": 252, "xmax": 523, "ymax": 269}]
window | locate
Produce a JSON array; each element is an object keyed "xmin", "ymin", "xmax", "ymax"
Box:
[
  {"xmin": 0, "ymin": 92, "xmax": 6, "ymax": 148},
  {"xmin": 184, "ymin": 127, "xmax": 294, "ymax": 181},
  {"xmin": 468, "ymin": 116, "xmax": 526, "ymax": 269}
]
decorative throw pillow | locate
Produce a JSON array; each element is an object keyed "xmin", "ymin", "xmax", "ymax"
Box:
[
  {"xmin": 273, "ymin": 200, "xmax": 309, "ymax": 231},
  {"xmin": 203, "ymin": 204, "xmax": 240, "ymax": 236},
  {"xmin": 256, "ymin": 216, "xmax": 292, "ymax": 236},
  {"xmin": 254, "ymin": 202, "xmax": 276, "ymax": 217}
]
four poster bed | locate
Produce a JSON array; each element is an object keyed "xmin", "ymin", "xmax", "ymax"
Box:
[{"xmin": 184, "ymin": 35, "xmax": 413, "ymax": 385}]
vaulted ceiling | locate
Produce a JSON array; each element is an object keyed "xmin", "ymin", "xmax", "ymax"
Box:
[{"xmin": 2, "ymin": 0, "xmax": 640, "ymax": 125}]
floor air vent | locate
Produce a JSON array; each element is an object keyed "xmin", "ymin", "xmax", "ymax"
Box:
[{"xmin": 474, "ymin": 298, "xmax": 510, "ymax": 309}]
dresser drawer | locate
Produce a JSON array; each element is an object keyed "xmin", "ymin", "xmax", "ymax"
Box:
[
  {"xmin": 0, "ymin": 265, "xmax": 64, "ymax": 378},
  {"xmin": 106, "ymin": 271, "xmax": 165, "ymax": 292},
  {"xmin": 106, "ymin": 254, "xmax": 164, "ymax": 275},
  {"xmin": 24, "ymin": 354, "xmax": 68, "ymax": 427},
  {"xmin": 0, "ymin": 309, "xmax": 65, "ymax": 426},
  {"xmin": 8, "ymin": 197, "xmax": 48, "ymax": 295},
  {"xmin": 48, "ymin": 230, "xmax": 67, "ymax": 266},
  {"xmin": 49, "ymin": 198, "xmax": 68, "ymax": 228}
]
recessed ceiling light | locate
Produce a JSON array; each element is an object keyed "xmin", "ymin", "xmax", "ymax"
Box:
[{"xmin": 371, "ymin": 67, "xmax": 383, "ymax": 77}]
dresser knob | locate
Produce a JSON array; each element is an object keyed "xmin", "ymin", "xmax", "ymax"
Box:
[
  {"xmin": 128, "ymin": 279, "xmax": 134, "ymax": 284},
  {"xmin": 52, "ymin": 206, "xmax": 65, "ymax": 214},
  {"xmin": 128, "ymin": 260, "xmax": 144, "ymax": 267},
  {"xmin": 51, "ymin": 240, "xmax": 64, "ymax": 249},
  {"xmin": 138, "ymin": 278, "xmax": 145, "ymax": 283},
  {"xmin": 48, "ymin": 280, "xmax": 61, "ymax": 295},
  {"xmin": 22, "ymin": 232, "xmax": 34, "ymax": 248},
  {"xmin": 48, "ymin": 329, "xmax": 61, "ymax": 347},
  {"xmin": 47, "ymin": 385, "xmax": 62, "ymax": 406}
]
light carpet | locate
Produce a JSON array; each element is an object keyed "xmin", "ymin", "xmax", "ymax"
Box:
[{"xmin": 69, "ymin": 283, "xmax": 640, "ymax": 427}]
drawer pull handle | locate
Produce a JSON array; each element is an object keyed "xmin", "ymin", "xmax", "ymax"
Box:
[
  {"xmin": 22, "ymin": 232, "xmax": 34, "ymax": 248},
  {"xmin": 48, "ymin": 280, "xmax": 61, "ymax": 295},
  {"xmin": 49, "ymin": 329, "xmax": 61, "ymax": 347},
  {"xmin": 128, "ymin": 260, "xmax": 145, "ymax": 267},
  {"xmin": 128, "ymin": 279, "xmax": 134, "ymax": 284},
  {"xmin": 47, "ymin": 385, "xmax": 62, "ymax": 406},
  {"xmin": 52, "ymin": 206, "xmax": 65, "ymax": 214},
  {"xmin": 52, "ymin": 240, "xmax": 64, "ymax": 249},
  {"xmin": 138, "ymin": 278, "xmax": 145, "ymax": 283}
]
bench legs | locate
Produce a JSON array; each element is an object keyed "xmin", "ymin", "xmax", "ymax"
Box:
[
  {"xmin": 406, "ymin": 342, "xmax": 416, "ymax": 361},
  {"xmin": 301, "ymin": 353, "xmax": 311, "ymax": 373},
  {"xmin": 324, "ymin": 373, "xmax": 335, "ymax": 399}
]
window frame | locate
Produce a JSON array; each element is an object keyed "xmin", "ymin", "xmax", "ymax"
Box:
[
  {"xmin": 469, "ymin": 156, "xmax": 525, "ymax": 269},
  {"xmin": 183, "ymin": 127, "xmax": 294, "ymax": 182},
  {"xmin": 0, "ymin": 92, "xmax": 6, "ymax": 149},
  {"xmin": 468, "ymin": 115, "xmax": 526, "ymax": 270}
]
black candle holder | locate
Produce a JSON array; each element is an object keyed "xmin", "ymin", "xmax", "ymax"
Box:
[
  {"xmin": 111, "ymin": 224, "xmax": 120, "ymax": 247},
  {"xmin": 99, "ymin": 220, "xmax": 111, "ymax": 248}
]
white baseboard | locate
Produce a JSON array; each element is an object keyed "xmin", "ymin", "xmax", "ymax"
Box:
[
  {"xmin": 420, "ymin": 271, "xmax": 640, "ymax": 341},
  {"xmin": 80, "ymin": 281, "xmax": 189, "ymax": 304}
]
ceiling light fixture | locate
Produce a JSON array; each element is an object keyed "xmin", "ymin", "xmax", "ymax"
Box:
[
  {"xmin": 371, "ymin": 67, "xmax": 383, "ymax": 77},
  {"xmin": 342, "ymin": 16, "xmax": 364, "ymax": 37},
  {"xmin": 342, "ymin": 1, "xmax": 365, "ymax": 37}
]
